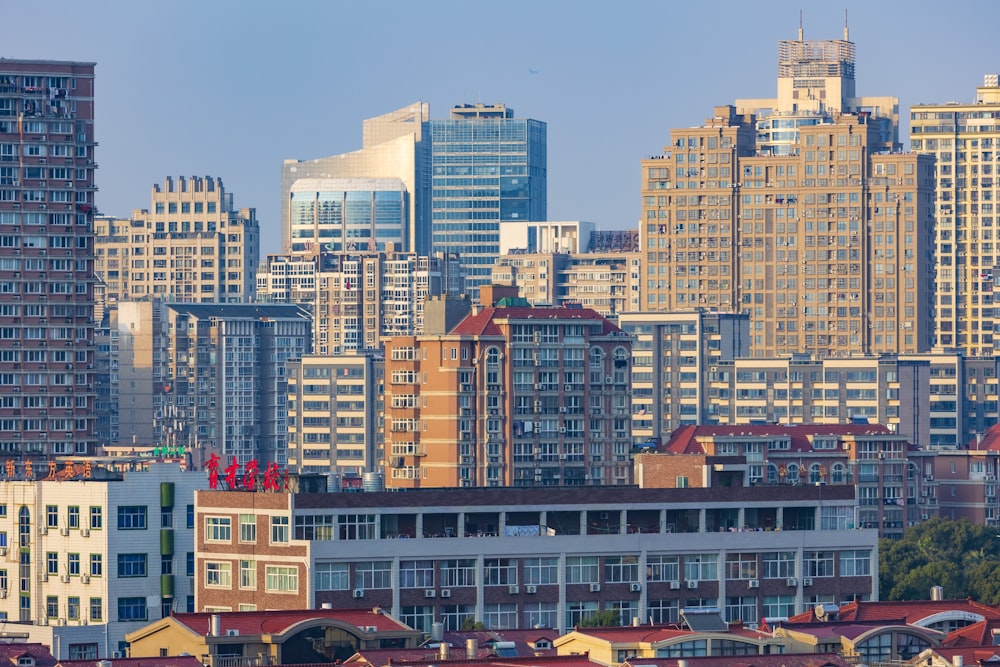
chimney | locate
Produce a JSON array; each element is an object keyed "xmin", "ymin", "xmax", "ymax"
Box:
[
  {"xmin": 465, "ymin": 638, "xmax": 478, "ymax": 659},
  {"xmin": 439, "ymin": 643, "xmax": 450, "ymax": 660},
  {"xmin": 209, "ymin": 614, "xmax": 221, "ymax": 637}
]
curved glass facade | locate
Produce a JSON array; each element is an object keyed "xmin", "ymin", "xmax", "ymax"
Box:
[{"xmin": 289, "ymin": 178, "xmax": 407, "ymax": 253}]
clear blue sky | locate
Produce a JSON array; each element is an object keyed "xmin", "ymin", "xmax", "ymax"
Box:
[{"xmin": 5, "ymin": 0, "xmax": 999, "ymax": 255}]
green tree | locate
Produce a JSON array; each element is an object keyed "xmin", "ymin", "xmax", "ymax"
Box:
[{"xmin": 879, "ymin": 517, "xmax": 1000, "ymax": 603}]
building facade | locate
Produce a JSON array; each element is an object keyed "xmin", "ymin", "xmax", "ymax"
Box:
[
  {"xmin": 617, "ymin": 311, "xmax": 751, "ymax": 445},
  {"xmin": 281, "ymin": 102, "xmax": 431, "ymax": 256},
  {"xmin": 0, "ymin": 463, "xmax": 206, "ymax": 658},
  {"xmin": 0, "ymin": 59, "xmax": 98, "ymax": 461},
  {"xmin": 429, "ymin": 104, "xmax": 547, "ymax": 298},
  {"xmin": 640, "ymin": 109, "xmax": 936, "ymax": 358},
  {"xmin": 94, "ymin": 176, "xmax": 259, "ymax": 307},
  {"xmin": 257, "ymin": 247, "xmax": 463, "ymax": 355},
  {"xmin": 286, "ymin": 352, "xmax": 384, "ymax": 478},
  {"xmin": 153, "ymin": 304, "xmax": 311, "ymax": 468},
  {"xmin": 648, "ymin": 424, "xmax": 934, "ymax": 539},
  {"xmin": 383, "ymin": 286, "xmax": 632, "ymax": 488},
  {"xmin": 911, "ymin": 75, "xmax": 1000, "ymax": 356},
  {"xmin": 193, "ymin": 484, "xmax": 878, "ymax": 635}
]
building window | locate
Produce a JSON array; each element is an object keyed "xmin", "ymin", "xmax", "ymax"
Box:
[
  {"xmin": 520, "ymin": 558, "xmax": 559, "ymax": 586},
  {"xmin": 67, "ymin": 596, "xmax": 80, "ymax": 620},
  {"xmin": 205, "ymin": 562, "xmax": 232, "ymax": 588},
  {"xmin": 46, "ymin": 552, "xmax": 58, "ymax": 575},
  {"xmin": 483, "ymin": 603, "xmax": 518, "ymax": 629},
  {"xmin": 270, "ymin": 516, "xmax": 289, "ymax": 544},
  {"xmin": 265, "ymin": 566, "xmax": 298, "ymax": 593},
  {"xmin": 605, "ymin": 556, "xmax": 639, "ymax": 583},
  {"xmin": 46, "ymin": 505, "xmax": 58, "ymax": 528},
  {"xmin": 186, "ymin": 505, "xmax": 194, "ymax": 529},
  {"xmin": 117, "ymin": 506, "xmax": 146, "ymax": 530},
  {"xmin": 441, "ymin": 559, "xmax": 477, "ymax": 587},
  {"xmin": 90, "ymin": 554, "xmax": 102, "ymax": 577},
  {"xmin": 239, "ymin": 560, "xmax": 256, "ymax": 590},
  {"xmin": 89, "ymin": 507, "xmax": 102, "ymax": 530},
  {"xmin": 646, "ymin": 555, "xmax": 680, "ymax": 582},
  {"xmin": 67, "ymin": 506, "xmax": 80, "ymax": 530},
  {"xmin": 353, "ymin": 561, "xmax": 392, "ymax": 590},
  {"xmin": 565, "ymin": 556, "xmax": 599, "ymax": 584},
  {"xmin": 117, "ymin": 553, "xmax": 147, "ymax": 578},
  {"xmin": 399, "ymin": 560, "xmax": 434, "ymax": 588},
  {"xmin": 89, "ymin": 597, "xmax": 102, "ymax": 622},
  {"xmin": 67, "ymin": 644, "xmax": 98, "ymax": 660},
  {"xmin": 117, "ymin": 597, "xmax": 146, "ymax": 622},
  {"xmin": 239, "ymin": 514, "xmax": 256, "ymax": 543},
  {"xmin": 839, "ymin": 550, "xmax": 872, "ymax": 577},
  {"xmin": 68, "ymin": 553, "xmax": 80, "ymax": 576},
  {"xmin": 46, "ymin": 595, "xmax": 58, "ymax": 619},
  {"xmin": 315, "ymin": 563, "xmax": 349, "ymax": 591},
  {"xmin": 205, "ymin": 516, "xmax": 231, "ymax": 542},
  {"xmin": 483, "ymin": 558, "xmax": 517, "ymax": 586},
  {"xmin": 804, "ymin": 551, "xmax": 835, "ymax": 577},
  {"xmin": 762, "ymin": 552, "xmax": 795, "ymax": 579}
]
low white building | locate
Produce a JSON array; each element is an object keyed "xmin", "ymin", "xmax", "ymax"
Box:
[{"xmin": 0, "ymin": 462, "xmax": 207, "ymax": 659}]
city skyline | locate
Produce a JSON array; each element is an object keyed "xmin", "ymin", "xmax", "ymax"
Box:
[{"xmin": 5, "ymin": 0, "xmax": 999, "ymax": 255}]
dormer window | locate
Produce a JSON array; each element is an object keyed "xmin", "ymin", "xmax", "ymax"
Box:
[
  {"xmin": 18, "ymin": 656, "xmax": 34, "ymax": 667},
  {"xmin": 532, "ymin": 640, "xmax": 551, "ymax": 649}
]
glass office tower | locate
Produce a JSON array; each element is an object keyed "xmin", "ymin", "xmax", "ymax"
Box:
[
  {"xmin": 429, "ymin": 104, "xmax": 546, "ymax": 299},
  {"xmin": 288, "ymin": 178, "xmax": 408, "ymax": 253}
]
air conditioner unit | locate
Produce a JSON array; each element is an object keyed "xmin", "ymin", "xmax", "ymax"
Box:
[
  {"xmin": 81, "ymin": 528, "xmax": 89, "ymax": 537},
  {"xmin": 81, "ymin": 574, "xmax": 89, "ymax": 584},
  {"xmin": 559, "ymin": 407, "xmax": 566, "ymax": 413},
  {"xmin": 57, "ymin": 618, "xmax": 67, "ymax": 626},
  {"xmin": 38, "ymin": 526, "xmax": 47, "ymax": 536},
  {"xmin": 605, "ymin": 376, "xmax": 614, "ymax": 384},
  {"xmin": 564, "ymin": 384, "xmax": 573, "ymax": 392},
  {"xmin": 525, "ymin": 585, "xmax": 537, "ymax": 594},
  {"xmin": 687, "ymin": 580, "xmax": 699, "ymax": 589},
  {"xmin": 748, "ymin": 579, "xmax": 759, "ymax": 589},
  {"xmin": 786, "ymin": 578, "xmax": 797, "ymax": 587},
  {"xmin": 589, "ymin": 583, "xmax": 601, "ymax": 593},
  {"xmin": 0, "ymin": 547, "xmax": 6, "ymax": 557},
  {"xmin": 630, "ymin": 583, "xmax": 642, "ymax": 592},
  {"xmin": 669, "ymin": 581, "xmax": 681, "ymax": 590},
  {"xmin": 353, "ymin": 589, "xmax": 364, "ymax": 599},
  {"xmin": 60, "ymin": 574, "xmax": 70, "ymax": 583},
  {"xmin": 0, "ymin": 590, "xmax": 6, "ymax": 599},
  {"xmin": 803, "ymin": 578, "xmax": 813, "ymax": 587},
  {"xmin": 559, "ymin": 427, "xmax": 566, "ymax": 434},
  {"xmin": 508, "ymin": 585, "xmax": 520, "ymax": 594},
  {"xmin": 424, "ymin": 589, "xmax": 436, "ymax": 598},
  {"xmin": 226, "ymin": 629, "xmax": 239, "ymax": 637},
  {"xmin": 440, "ymin": 589, "xmax": 451, "ymax": 598},
  {"xmin": 112, "ymin": 652, "xmax": 122, "ymax": 659},
  {"xmin": 59, "ymin": 527, "xmax": 69, "ymax": 536}
]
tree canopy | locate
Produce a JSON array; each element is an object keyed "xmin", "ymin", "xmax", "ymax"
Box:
[{"xmin": 880, "ymin": 517, "xmax": 1000, "ymax": 603}]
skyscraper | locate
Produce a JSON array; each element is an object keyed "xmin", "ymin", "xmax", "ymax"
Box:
[
  {"xmin": 430, "ymin": 104, "xmax": 547, "ymax": 298},
  {"xmin": 911, "ymin": 75, "xmax": 1000, "ymax": 356},
  {"xmin": 0, "ymin": 59, "xmax": 97, "ymax": 460}
]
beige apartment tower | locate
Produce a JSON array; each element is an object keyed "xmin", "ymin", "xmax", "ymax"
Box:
[
  {"xmin": 95, "ymin": 176, "xmax": 259, "ymax": 307},
  {"xmin": 641, "ymin": 108, "xmax": 935, "ymax": 358},
  {"xmin": 911, "ymin": 75, "xmax": 1000, "ymax": 356}
]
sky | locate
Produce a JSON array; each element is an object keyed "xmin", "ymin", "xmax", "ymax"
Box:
[{"xmin": 5, "ymin": 0, "xmax": 1000, "ymax": 255}]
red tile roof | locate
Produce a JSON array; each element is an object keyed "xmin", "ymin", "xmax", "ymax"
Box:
[
  {"xmin": 809, "ymin": 598, "xmax": 1000, "ymax": 625},
  {"xmin": 972, "ymin": 423, "xmax": 1000, "ymax": 450},
  {"xmin": 663, "ymin": 424, "xmax": 904, "ymax": 455},
  {"xmin": 559, "ymin": 626, "xmax": 692, "ymax": 643},
  {"xmin": 170, "ymin": 608, "xmax": 411, "ymax": 637},
  {"xmin": 347, "ymin": 651, "xmax": 599, "ymax": 667},
  {"xmin": 59, "ymin": 658, "xmax": 203, "ymax": 667},
  {"xmin": 0, "ymin": 645, "xmax": 56, "ymax": 667},
  {"xmin": 622, "ymin": 654, "xmax": 852, "ymax": 667},
  {"xmin": 449, "ymin": 307, "xmax": 621, "ymax": 337}
]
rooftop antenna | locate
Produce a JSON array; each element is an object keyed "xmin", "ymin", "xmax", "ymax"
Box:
[
  {"xmin": 798, "ymin": 10, "xmax": 803, "ymax": 41},
  {"xmin": 844, "ymin": 9, "xmax": 849, "ymax": 41}
]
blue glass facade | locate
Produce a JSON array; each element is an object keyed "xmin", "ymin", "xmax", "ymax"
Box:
[
  {"xmin": 289, "ymin": 179, "xmax": 408, "ymax": 253},
  {"xmin": 430, "ymin": 109, "xmax": 546, "ymax": 297}
]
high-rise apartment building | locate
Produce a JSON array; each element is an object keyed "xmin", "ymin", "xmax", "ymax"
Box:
[
  {"xmin": 256, "ymin": 247, "xmax": 463, "ymax": 354},
  {"xmin": 735, "ymin": 23, "xmax": 899, "ymax": 154},
  {"xmin": 430, "ymin": 104, "xmax": 546, "ymax": 298},
  {"xmin": 911, "ymin": 75, "xmax": 1000, "ymax": 356},
  {"xmin": 286, "ymin": 352, "xmax": 384, "ymax": 478},
  {"xmin": 617, "ymin": 311, "xmax": 750, "ymax": 445},
  {"xmin": 123, "ymin": 304, "xmax": 312, "ymax": 468},
  {"xmin": 94, "ymin": 176, "xmax": 259, "ymax": 307},
  {"xmin": 0, "ymin": 59, "xmax": 98, "ymax": 461},
  {"xmin": 383, "ymin": 285, "xmax": 631, "ymax": 489},
  {"xmin": 641, "ymin": 108, "xmax": 935, "ymax": 358}
]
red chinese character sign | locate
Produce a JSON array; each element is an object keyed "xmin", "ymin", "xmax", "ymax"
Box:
[{"xmin": 205, "ymin": 453, "xmax": 287, "ymax": 493}]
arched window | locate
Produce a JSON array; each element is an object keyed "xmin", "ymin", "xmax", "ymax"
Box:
[
  {"xmin": 766, "ymin": 463, "xmax": 779, "ymax": 484},
  {"xmin": 831, "ymin": 463, "xmax": 847, "ymax": 484},
  {"xmin": 808, "ymin": 463, "xmax": 823, "ymax": 484},
  {"xmin": 486, "ymin": 347, "xmax": 500, "ymax": 367},
  {"xmin": 612, "ymin": 346, "xmax": 629, "ymax": 383},
  {"xmin": 785, "ymin": 463, "xmax": 800, "ymax": 484}
]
